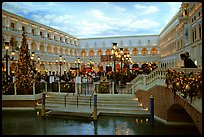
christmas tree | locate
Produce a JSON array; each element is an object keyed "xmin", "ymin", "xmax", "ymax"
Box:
[{"xmin": 15, "ymin": 32, "xmax": 36, "ymax": 95}]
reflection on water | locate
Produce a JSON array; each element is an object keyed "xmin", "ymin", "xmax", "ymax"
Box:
[{"xmin": 2, "ymin": 110, "xmax": 200, "ymax": 135}]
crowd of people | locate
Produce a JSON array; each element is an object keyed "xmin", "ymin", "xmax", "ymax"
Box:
[
  {"xmin": 2, "ymin": 62, "xmax": 158, "ymax": 87},
  {"xmin": 2, "ymin": 52, "xmax": 197, "ymax": 86}
]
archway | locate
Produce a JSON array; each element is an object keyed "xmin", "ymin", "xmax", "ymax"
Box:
[
  {"xmin": 167, "ymin": 103, "xmax": 194, "ymax": 123},
  {"xmin": 89, "ymin": 49, "xmax": 94, "ymax": 57},
  {"xmin": 98, "ymin": 49, "xmax": 102, "ymax": 57}
]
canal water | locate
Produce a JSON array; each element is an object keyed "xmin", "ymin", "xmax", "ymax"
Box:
[{"xmin": 2, "ymin": 110, "xmax": 200, "ymax": 135}]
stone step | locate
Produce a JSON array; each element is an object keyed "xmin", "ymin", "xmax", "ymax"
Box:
[
  {"xmin": 46, "ymin": 99, "xmax": 141, "ymax": 105},
  {"xmin": 99, "ymin": 111, "xmax": 150, "ymax": 117},
  {"xmin": 40, "ymin": 93, "xmax": 149, "ymax": 118},
  {"xmin": 38, "ymin": 102, "xmax": 144, "ymax": 108},
  {"xmin": 47, "ymin": 96, "xmax": 137, "ymax": 100},
  {"xmin": 35, "ymin": 105, "xmax": 149, "ymax": 118},
  {"xmin": 98, "ymin": 106, "xmax": 147, "ymax": 111}
]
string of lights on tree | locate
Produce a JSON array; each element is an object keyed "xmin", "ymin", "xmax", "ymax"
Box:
[
  {"xmin": 15, "ymin": 32, "xmax": 37, "ymax": 95},
  {"xmin": 165, "ymin": 69, "xmax": 202, "ymax": 103}
]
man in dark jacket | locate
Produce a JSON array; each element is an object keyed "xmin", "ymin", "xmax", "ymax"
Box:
[{"xmin": 180, "ymin": 53, "xmax": 197, "ymax": 68}]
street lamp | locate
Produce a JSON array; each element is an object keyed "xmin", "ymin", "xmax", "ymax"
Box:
[
  {"xmin": 119, "ymin": 48, "xmax": 124, "ymax": 72},
  {"xmin": 77, "ymin": 58, "xmax": 82, "ymax": 76},
  {"xmin": 90, "ymin": 59, "xmax": 94, "ymax": 70},
  {"xmin": 59, "ymin": 55, "xmax": 63, "ymax": 82},
  {"xmin": 37, "ymin": 56, "xmax": 41, "ymax": 63},
  {"xmin": 56, "ymin": 55, "xmax": 63, "ymax": 82},
  {"xmin": 3, "ymin": 42, "xmax": 15, "ymax": 81},
  {"xmin": 111, "ymin": 43, "xmax": 119, "ymax": 94}
]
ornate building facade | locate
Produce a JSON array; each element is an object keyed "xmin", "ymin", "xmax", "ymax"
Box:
[{"xmin": 2, "ymin": 2, "xmax": 202, "ymax": 76}]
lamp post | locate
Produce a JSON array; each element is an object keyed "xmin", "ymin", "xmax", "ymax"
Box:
[
  {"xmin": 90, "ymin": 59, "xmax": 94, "ymax": 71},
  {"xmin": 31, "ymin": 52, "xmax": 35, "ymax": 71},
  {"xmin": 56, "ymin": 55, "xmax": 63, "ymax": 82},
  {"xmin": 37, "ymin": 56, "xmax": 41, "ymax": 63},
  {"xmin": 119, "ymin": 48, "xmax": 124, "ymax": 72},
  {"xmin": 4, "ymin": 42, "xmax": 15, "ymax": 81},
  {"xmin": 59, "ymin": 55, "xmax": 63, "ymax": 82},
  {"xmin": 111, "ymin": 43, "xmax": 119, "ymax": 94},
  {"xmin": 77, "ymin": 57, "xmax": 81, "ymax": 76}
]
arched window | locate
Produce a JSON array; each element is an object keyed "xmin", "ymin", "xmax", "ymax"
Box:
[
  {"xmin": 98, "ymin": 49, "xmax": 102, "ymax": 56},
  {"xmin": 141, "ymin": 48, "xmax": 147, "ymax": 55},
  {"xmin": 151, "ymin": 48, "xmax": 157, "ymax": 55},
  {"xmin": 89, "ymin": 49, "xmax": 94, "ymax": 57},
  {"xmin": 132, "ymin": 48, "xmax": 138, "ymax": 56},
  {"xmin": 81, "ymin": 50, "xmax": 86, "ymax": 57}
]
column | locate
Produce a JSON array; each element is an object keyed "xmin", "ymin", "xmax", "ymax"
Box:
[
  {"xmin": 36, "ymin": 27, "xmax": 40, "ymax": 36},
  {"xmin": 67, "ymin": 37, "xmax": 70, "ymax": 44},
  {"xmin": 17, "ymin": 19, "xmax": 22, "ymax": 31},
  {"xmin": 27, "ymin": 23, "xmax": 32, "ymax": 34},
  {"xmin": 94, "ymin": 50, "xmax": 97, "ymax": 57},
  {"xmin": 36, "ymin": 41, "xmax": 40, "ymax": 52},
  {"xmin": 51, "ymin": 44, "xmax": 54, "ymax": 54},
  {"xmin": 138, "ymin": 48, "xmax": 142, "ymax": 55},
  {"xmin": 6, "ymin": 16, "xmax": 10, "ymax": 28},
  {"xmin": 44, "ymin": 43, "xmax": 48, "ymax": 53},
  {"xmin": 71, "ymin": 38, "xmax": 74, "ymax": 45},
  {"xmin": 75, "ymin": 39, "xmax": 79, "ymax": 46},
  {"xmin": 86, "ymin": 50, "xmax": 89, "ymax": 57},
  {"xmin": 71, "ymin": 49, "xmax": 74, "ymax": 56},
  {"xmin": 61, "ymin": 36, "xmax": 65, "ymax": 43},
  {"xmin": 66, "ymin": 48, "xmax": 70, "ymax": 56},
  {"xmin": 2, "ymin": 16, "xmax": 6, "ymax": 28},
  {"xmin": 62, "ymin": 47, "xmax": 65, "ymax": 55},
  {"xmin": 44, "ymin": 30, "xmax": 48, "ymax": 39},
  {"xmin": 57, "ymin": 46, "xmax": 60, "ymax": 54},
  {"xmin": 56, "ymin": 35, "xmax": 60, "ymax": 41},
  {"xmin": 27, "ymin": 39, "xmax": 32, "ymax": 50},
  {"xmin": 147, "ymin": 48, "xmax": 151, "ymax": 55},
  {"xmin": 50, "ymin": 32, "xmax": 54, "ymax": 40}
]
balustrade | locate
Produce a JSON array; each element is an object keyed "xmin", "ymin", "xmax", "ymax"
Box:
[{"xmin": 130, "ymin": 67, "xmax": 201, "ymax": 92}]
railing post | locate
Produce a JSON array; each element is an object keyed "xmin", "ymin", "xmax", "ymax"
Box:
[
  {"xmin": 95, "ymin": 83, "xmax": 100, "ymax": 94},
  {"xmin": 75, "ymin": 82, "xmax": 78, "ymax": 95},
  {"xmin": 33, "ymin": 82, "xmax": 35, "ymax": 95},
  {"xmin": 93, "ymin": 92, "xmax": 97, "ymax": 120},
  {"xmin": 65, "ymin": 96, "xmax": 66, "ymax": 107},
  {"xmin": 45, "ymin": 82, "xmax": 47, "ymax": 93},
  {"xmin": 93, "ymin": 83, "xmax": 95, "ymax": 94},
  {"xmin": 150, "ymin": 94, "xmax": 154, "ymax": 128},
  {"xmin": 41, "ymin": 92, "xmax": 46, "ymax": 117},
  {"xmin": 14, "ymin": 83, "xmax": 17, "ymax": 95},
  {"xmin": 131, "ymin": 82, "xmax": 134, "ymax": 94},
  {"xmin": 77, "ymin": 96, "xmax": 78, "ymax": 107},
  {"xmin": 58, "ymin": 82, "xmax": 60, "ymax": 93},
  {"xmin": 112, "ymin": 82, "xmax": 114, "ymax": 94},
  {"xmin": 143, "ymin": 75, "xmax": 147, "ymax": 90}
]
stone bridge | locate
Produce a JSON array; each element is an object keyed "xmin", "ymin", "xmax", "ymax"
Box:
[{"xmin": 135, "ymin": 85, "xmax": 202, "ymax": 135}]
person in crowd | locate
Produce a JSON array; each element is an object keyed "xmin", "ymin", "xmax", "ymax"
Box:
[{"xmin": 180, "ymin": 53, "xmax": 197, "ymax": 68}]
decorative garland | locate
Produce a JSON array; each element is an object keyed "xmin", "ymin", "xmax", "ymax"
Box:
[{"xmin": 165, "ymin": 69, "xmax": 202, "ymax": 103}]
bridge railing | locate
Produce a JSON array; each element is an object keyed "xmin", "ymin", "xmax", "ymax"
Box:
[
  {"xmin": 130, "ymin": 67, "xmax": 202, "ymax": 93},
  {"xmin": 130, "ymin": 67, "xmax": 202, "ymax": 112}
]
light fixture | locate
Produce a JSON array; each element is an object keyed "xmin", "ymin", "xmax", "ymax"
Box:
[{"xmin": 5, "ymin": 42, "xmax": 9, "ymax": 50}]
